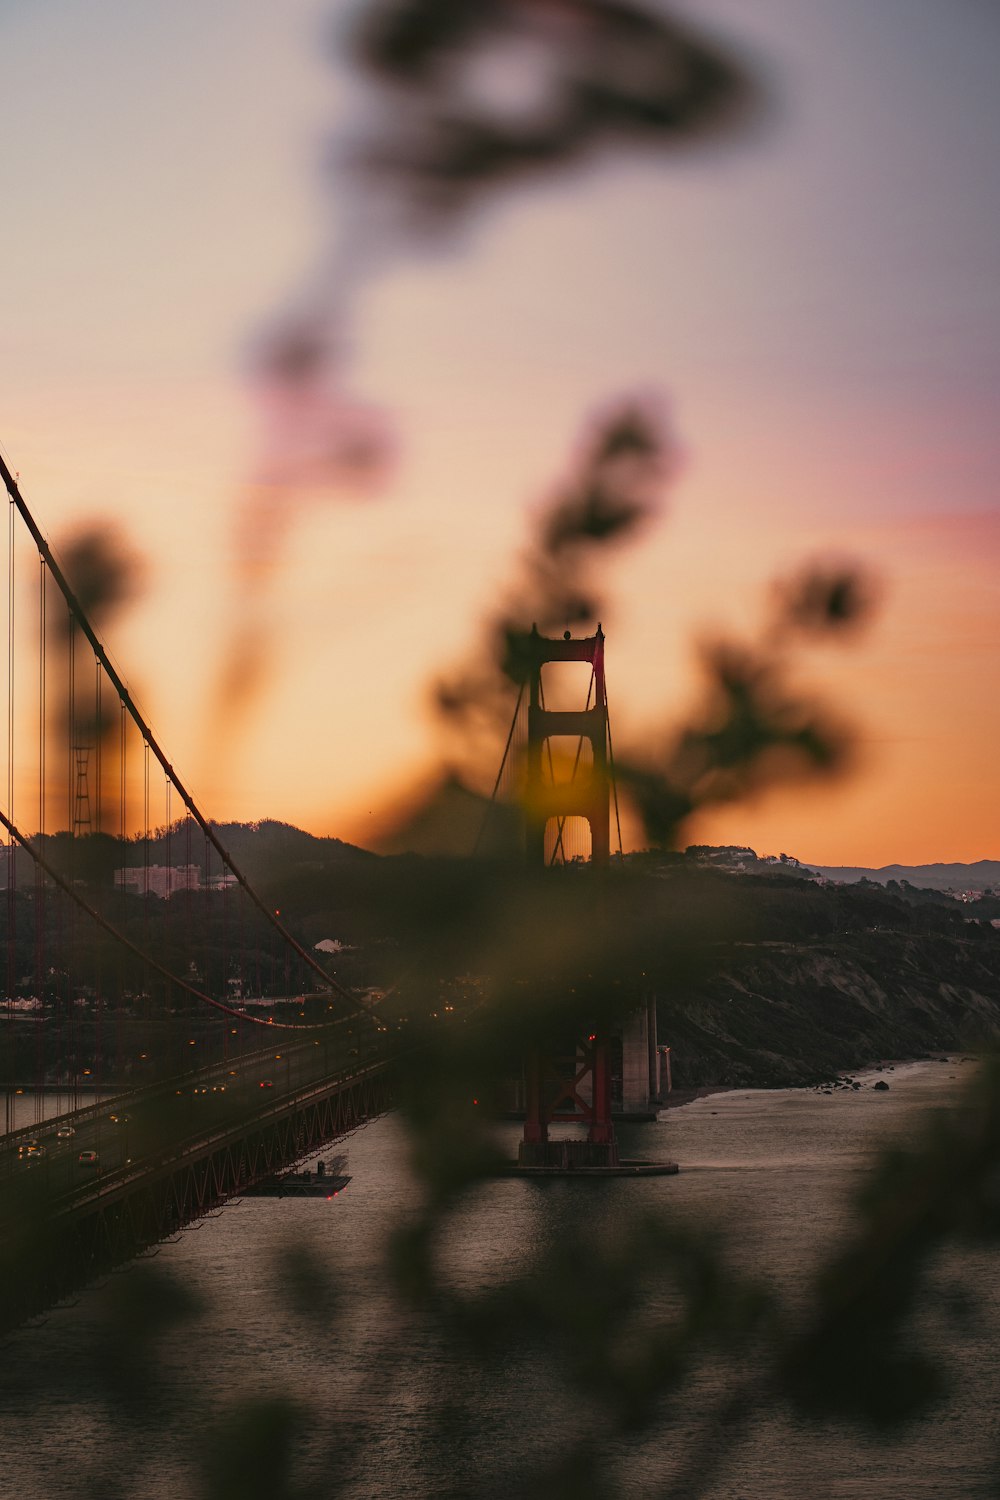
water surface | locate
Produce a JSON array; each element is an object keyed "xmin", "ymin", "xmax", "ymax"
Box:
[{"xmin": 3, "ymin": 1058, "xmax": 996, "ymax": 1498}]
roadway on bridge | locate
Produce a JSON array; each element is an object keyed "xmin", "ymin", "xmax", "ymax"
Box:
[{"xmin": 2, "ymin": 1016, "xmax": 385, "ymax": 1207}]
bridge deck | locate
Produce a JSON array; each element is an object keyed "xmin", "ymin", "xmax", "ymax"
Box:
[{"xmin": 0, "ymin": 1036, "xmax": 399, "ymax": 1333}]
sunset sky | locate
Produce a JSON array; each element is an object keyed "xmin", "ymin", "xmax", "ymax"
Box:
[{"xmin": 2, "ymin": 0, "xmax": 998, "ymax": 867}]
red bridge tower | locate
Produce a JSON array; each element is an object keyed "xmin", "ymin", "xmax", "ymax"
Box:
[{"xmin": 518, "ymin": 625, "xmax": 624, "ymax": 1169}]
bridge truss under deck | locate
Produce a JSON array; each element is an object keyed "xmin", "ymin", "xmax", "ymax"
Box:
[{"xmin": 1, "ymin": 1061, "xmax": 397, "ymax": 1334}]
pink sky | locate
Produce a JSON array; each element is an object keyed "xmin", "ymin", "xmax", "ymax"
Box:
[{"xmin": 1, "ymin": 0, "xmax": 998, "ymax": 866}]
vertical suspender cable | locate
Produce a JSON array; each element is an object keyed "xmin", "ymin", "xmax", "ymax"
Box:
[
  {"xmin": 143, "ymin": 742, "xmax": 150, "ymax": 896},
  {"xmin": 184, "ymin": 811, "xmax": 193, "ymax": 1056},
  {"xmin": 165, "ymin": 775, "xmax": 171, "ymax": 884},
  {"xmin": 37, "ymin": 560, "xmax": 45, "ymax": 832},
  {"xmin": 69, "ymin": 612, "xmax": 84, "ymax": 1102},
  {"xmin": 472, "ymin": 681, "xmax": 524, "ymax": 856},
  {"xmin": 6, "ymin": 498, "xmax": 15, "ymax": 1134},
  {"xmin": 35, "ymin": 560, "xmax": 46, "ymax": 1118},
  {"xmin": 118, "ymin": 700, "xmax": 128, "ymax": 1069},
  {"xmin": 66, "ymin": 611, "xmax": 73, "ymax": 838},
  {"xmin": 119, "ymin": 702, "xmax": 126, "ymax": 846},
  {"xmin": 605, "ymin": 695, "xmax": 625, "ymax": 859},
  {"xmin": 94, "ymin": 658, "xmax": 102, "ymax": 836}
]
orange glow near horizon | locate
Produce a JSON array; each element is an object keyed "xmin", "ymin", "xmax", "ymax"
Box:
[
  {"xmin": 5, "ymin": 400, "xmax": 998, "ymax": 870},
  {"xmin": 2, "ymin": 5, "xmax": 999, "ymax": 871}
]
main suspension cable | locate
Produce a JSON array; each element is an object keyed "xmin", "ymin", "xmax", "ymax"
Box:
[{"xmin": 0, "ymin": 451, "xmax": 355, "ymax": 1005}]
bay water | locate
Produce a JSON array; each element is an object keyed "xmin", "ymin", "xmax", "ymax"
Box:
[{"xmin": 3, "ymin": 1057, "xmax": 997, "ymax": 1498}]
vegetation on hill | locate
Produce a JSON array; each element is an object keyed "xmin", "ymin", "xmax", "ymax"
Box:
[
  {"xmin": 6, "ymin": 820, "xmax": 998, "ymax": 1092},
  {"xmin": 256, "ymin": 847, "xmax": 1000, "ymax": 1088}
]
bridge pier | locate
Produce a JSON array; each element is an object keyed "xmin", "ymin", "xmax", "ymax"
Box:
[
  {"xmin": 618, "ymin": 993, "xmax": 660, "ymax": 1118},
  {"xmin": 518, "ymin": 1028, "xmax": 619, "ymax": 1168}
]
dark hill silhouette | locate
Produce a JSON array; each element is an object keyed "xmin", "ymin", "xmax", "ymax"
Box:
[
  {"xmin": 0, "ymin": 819, "xmax": 373, "ymax": 893},
  {"xmin": 804, "ymin": 859, "xmax": 1000, "ymax": 891},
  {"xmin": 3, "ymin": 825, "xmax": 999, "ymax": 1093},
  {"xmin": 196, "ymin": 820, "xmax": 374, "ymax": 884}
]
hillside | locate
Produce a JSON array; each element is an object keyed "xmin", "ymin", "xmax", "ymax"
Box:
[
  {"xmin": 649, "ymin": 870, "xmax": 1000, "ymax": 1087},
  {"xmin": 253, "ymin": 851, "xmax": 1000, "ymax": 1089},
  {"xmin": 4, "ymin": 823, "xmax": 998, "ymax": 1094},
  {"xmin": 802, "ymin": 859, "xmax": 1000, "ymax": 892},
  {"xmin": 1, "ymin": 819, "xmax": 373, "ymax": 892},
  {"xmin": 660, "ymin": 926, "xmax": 1000, "ymax": 1088}
]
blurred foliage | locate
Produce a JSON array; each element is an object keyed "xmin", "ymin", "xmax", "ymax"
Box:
[
  {"xmin": 7, "ymin": 1047, "xmax": 996, "ymax": 1497},
  {"xmin": 46, "ymin": 523, "xmax": 146, "ymax": 759},
  {"xmin": 54, "ymin": 524, "xmax": 144, "ymax": 635},
  {"xmin": 346, "ymin": 0, "xmax": 759, "ymax": 220},
  {"xmin": 435, "ymin": 398, "xmax": 873, "ymax": 852},
  {"xmin": 3, "ymin": 3, "xmax": 998, "ymax": 1498},
  {"xmin": 435, "ymin": 399, "xmax": 672, "ymax": 773}
]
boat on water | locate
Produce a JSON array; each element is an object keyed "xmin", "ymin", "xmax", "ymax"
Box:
[{"xmin": 243, "ymin": 1156, "xmax": 351, "ymax": 1198}]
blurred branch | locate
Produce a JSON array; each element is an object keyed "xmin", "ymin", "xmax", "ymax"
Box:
[{"xmin": 347, "ymin": 0, "xmax": 760, "ymax": 222}]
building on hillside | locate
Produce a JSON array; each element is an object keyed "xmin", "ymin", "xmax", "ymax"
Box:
[{"xmin": 114, "ymin": 864, "xmax": 201, "ymax": 899}]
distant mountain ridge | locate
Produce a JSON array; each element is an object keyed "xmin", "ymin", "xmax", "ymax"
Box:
[{"xmin": 803, "ymin": 859, "xmax": 1000, "ymax": 892}]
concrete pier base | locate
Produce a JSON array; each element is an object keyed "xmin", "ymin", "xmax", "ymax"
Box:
[{"xmin": 518, "ymin": 1138, "xmax": 620, "ymax": 1169}]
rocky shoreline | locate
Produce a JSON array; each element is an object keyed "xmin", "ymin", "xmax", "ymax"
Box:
[{"xmin": 658, "ymin": 1050, "xmax": 982, "ymax": 1108}]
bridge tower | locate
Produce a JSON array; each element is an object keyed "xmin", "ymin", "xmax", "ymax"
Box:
[
  {"xmin": 523, "ymin": 624, "xmax": 610, "ymax": 870},
  {"xmin": 517, "ymin": 625, "xmax": 657, "ymax": 1169}
]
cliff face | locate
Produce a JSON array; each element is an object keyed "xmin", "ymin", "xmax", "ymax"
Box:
[{"xmin": 658, "ymin": 926, "xmax": 1000, "ymax": 1089}]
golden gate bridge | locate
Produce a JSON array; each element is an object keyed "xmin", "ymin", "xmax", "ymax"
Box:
[{"xmin": 0, "ymin": 449, "xmax": 665, "ymax": 1333}]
